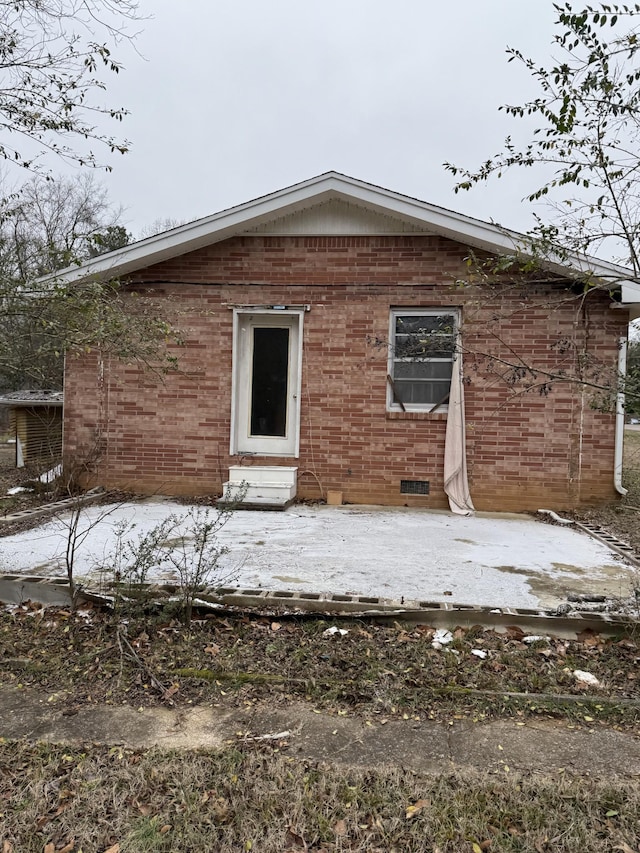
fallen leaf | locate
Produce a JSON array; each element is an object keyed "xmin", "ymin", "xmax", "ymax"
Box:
[
  {"xmin": 59, "ymin": 841, "xmax": 75, "ymax": 853},
  {"xmin": 103, "ymin": 845, "xmax": 120, "ymax": 853},
  {"xmin": 334, "ymin": 819, "xmax": 347, "ymax": 836},
  {"xmin": 405, "ymin": 799, "xmax": 429, "ymax": 819},
  {"xmin": 577, "ymin": 629, "xmax": 600, "ymax": 646},
  {"xmin": 284, "ymin": 827, "xmax": 307, "ymax": 849},
  {"xmin": 160, "ymin": 825, "xmax": 171, "ymax": 834},
  {"xmin": 2, "ymin": 843, "xmax": 13, "ymax": 853},
  {"xmin": 271, "ymin": 622, "xmax": 281, "ymax": 632},
  {"xmin": 204, "ymin": 645, "xmax": 219, "ymax": 655},
  {"xmin": 44, "ymin": 845, "xmax": 55, "ymax": 853}
]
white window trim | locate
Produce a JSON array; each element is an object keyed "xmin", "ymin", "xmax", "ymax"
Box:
[{"xmin": 387, "ymin": 308, "xmax": 459, "ymax": 413}]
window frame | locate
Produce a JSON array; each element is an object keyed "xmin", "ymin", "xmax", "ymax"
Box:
[{"xmin": 386, "ymin": 308, "xmax": 459, "ymax": 413}]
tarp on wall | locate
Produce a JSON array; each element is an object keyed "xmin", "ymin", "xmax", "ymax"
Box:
[{"xmin": 444, "ymin": 344, "xmax": 475, "ymax": 516}]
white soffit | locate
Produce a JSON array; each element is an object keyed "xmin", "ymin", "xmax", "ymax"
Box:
[{"xmin": 242, "ymin": 198, "xmax": 432, "ymax": 235}]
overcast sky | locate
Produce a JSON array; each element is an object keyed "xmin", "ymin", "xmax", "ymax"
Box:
[{"xmin": 84, "ymin": 0, "xmax": 558, "ymax": 236}]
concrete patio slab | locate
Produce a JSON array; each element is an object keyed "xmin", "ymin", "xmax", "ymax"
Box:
[{"xmin": 0, "ymin": 499, "xmax": 636, "ymax": 610}]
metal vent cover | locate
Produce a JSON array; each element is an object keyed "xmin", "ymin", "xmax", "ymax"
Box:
[{"xmin": 400, "ymin": 479, "xmax": 430, "ymax": 495}]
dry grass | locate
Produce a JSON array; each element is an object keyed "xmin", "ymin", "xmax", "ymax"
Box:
[
  {"xmin": 1, "ymin": 606, "xmax": 639, "ymax": 729},
  {"xmin": 574, "ymin": 428, "xmax": 640, "ymax": 559},
  {"xmin": 1, "ymin": 740, "xmax": 639, "ymax": 853}
]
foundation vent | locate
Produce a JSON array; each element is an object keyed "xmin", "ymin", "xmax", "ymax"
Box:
[{"xmin": 400, "ymin": 479, "xmax": 430, "ymax": 495}]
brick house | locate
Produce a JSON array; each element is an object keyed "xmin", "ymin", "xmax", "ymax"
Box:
[{"xmin": 56, "ymin": 173, "xmax": 640, "ymax": 512}]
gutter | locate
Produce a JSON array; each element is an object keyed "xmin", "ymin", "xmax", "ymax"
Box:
[{"xmin": 615, "ymin": 335, "xmax": 628, "ymax": 496}]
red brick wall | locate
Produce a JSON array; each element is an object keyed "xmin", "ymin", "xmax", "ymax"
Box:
[{"xmin": 63, "ymin": 235, "xmax": 628, "ymax": 511}]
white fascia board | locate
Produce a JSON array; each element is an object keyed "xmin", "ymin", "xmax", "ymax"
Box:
[
  {"xmin": 44, "ymin": 171, "xmax": 637, "ymax": 289},
  {"xmin": 47, "ymin": 184, "xmax": 337, "ymax": 284},
  {"xmin": 42, "ymin": 173, "xmax": 531, "ymax": 286},
  {"xmin": 320, "ymin": 176, "xmax": 527, "ymax": 254}
]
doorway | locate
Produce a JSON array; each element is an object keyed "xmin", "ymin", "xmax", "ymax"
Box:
[{"xmin": 231, "ymin": 310, "xmax": 302, "ymax": 456}]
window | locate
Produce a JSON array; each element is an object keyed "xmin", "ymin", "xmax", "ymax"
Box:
[{"xmin": 387, "ymin": 310, "xmax": 457, "ymax": 412}]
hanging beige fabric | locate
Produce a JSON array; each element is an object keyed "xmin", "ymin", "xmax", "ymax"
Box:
[{"xmin": 444, "ymin": 342, "xmax": 475, "ymax": 515}]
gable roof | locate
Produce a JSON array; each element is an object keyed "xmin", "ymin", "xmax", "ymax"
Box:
[{"xmin": 49, "ymin": 171, "xmax": 640, "ymax": 307}]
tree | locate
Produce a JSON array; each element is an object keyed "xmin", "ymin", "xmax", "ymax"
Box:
[
  {"xmin": 0, "ymin": 275, "xmax": 177, "ymax": 392},
  {"xmin": 626, "ymin": 337, "xmax": 640, "ymax": 413},
  {"xmin": 0, "ymin": 5, "xmax": 180, "ymax": 396},
  {"xmin": 443, "ymin": 3, "xmax": 640, "ymax": 410},
  {"xmin": 137, "ymin": 217, "xmax": 188, "ymax": 240},
  {"xmin": 0, "ymin": 0, "xmax": 140, "ymax": 174},
  {"xmin": 2, "ymin": 173, "xmax": 129, "ymax": 279},
  {"xmin": 87, "ymin": 224, "xmax": 131, "ymax": 257},
  {"xmin": 0, "ymin": 174, "xmax": 176, "ymax": 393},
  {"xmin": 446, "ymin": 3, "xmax": 640, "ymax": 276}
]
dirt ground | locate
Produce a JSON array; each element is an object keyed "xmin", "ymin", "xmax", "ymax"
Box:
[{"xmin": 0, "ymin": 441, "xmax": 60, "ymax": 520}]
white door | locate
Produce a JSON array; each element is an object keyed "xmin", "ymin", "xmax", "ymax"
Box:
[{"xmin": 232, "ymin": 311, "xmax": 302, "ymax": 456}]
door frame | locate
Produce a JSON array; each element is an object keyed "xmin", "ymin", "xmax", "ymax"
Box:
[{"xmin": 230, "ymin": 308, "xmax": 304, "ymax": 457}]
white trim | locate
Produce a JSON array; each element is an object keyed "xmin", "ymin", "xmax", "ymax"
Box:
[
  {"xmin": 615, "ymin": 337, "xmax": 628, "ymax": 496},
  {"xmin": 229, "ymin": 309, "xmax": 240, "ymax": 457},
  {"xmin": 40, "ymin": 171, "xmax": 638, "ymax": 295},
  {"xmin": 387, "ymin": 308, "xmax": 459, "ymax": 413},
  {"xmin": 230, "ymin": 308, "xmax": 304, "ymax": 457}
]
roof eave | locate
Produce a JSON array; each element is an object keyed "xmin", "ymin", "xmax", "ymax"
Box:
[
  {"xmin": 41, "ymin": 173, "xmax": 533, "ymax": 285},
  {"xmin": 0, "ymin": 399, "xmax": 63, "ymax": 407},
  {"xmin": 41, "ymin": 172, "xmax": 637, "ymax": 293}
]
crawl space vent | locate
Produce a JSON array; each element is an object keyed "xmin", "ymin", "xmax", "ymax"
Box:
[{"xmin": 400, "ymin": 479, "xmax": 430, "ymax": 495}]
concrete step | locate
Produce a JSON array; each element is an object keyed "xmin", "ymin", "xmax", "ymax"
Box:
[
  {"xmin": 220, "ymin": 466, "xmax": 298, "ymax": 509},
  {"xmin": 223, "ymin": 481, "xmax": 296, "ymax": 503},
  {"xmin": 227, "ymin": 465, "xmax": 297, "ymax": 487}
]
